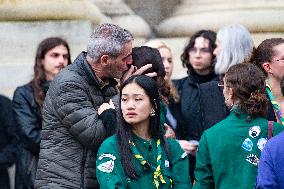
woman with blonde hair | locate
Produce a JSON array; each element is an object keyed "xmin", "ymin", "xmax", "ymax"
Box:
[{"xmin": 144, "ymin": 40, "xmax": 179, "ymax": 131}]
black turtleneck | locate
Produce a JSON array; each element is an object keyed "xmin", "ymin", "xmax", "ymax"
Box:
[{"xmin": 189, "ymin": 69, "xmax": 218, "ymax": 84}]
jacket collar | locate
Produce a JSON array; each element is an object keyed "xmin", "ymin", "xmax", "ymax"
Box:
[{"xmin": 74, "ymin": 52, "xmax": 117, "ymax": 89}]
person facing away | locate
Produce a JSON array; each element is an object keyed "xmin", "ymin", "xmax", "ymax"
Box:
[
  {"xmin": 0, "ymin": 95, "xmax": 18, "ymax": 189},
  {"xmin": 255, "ymin": 77, "xmax": 284, "ymax": 189},
  {"xmin": 96, "ymin": 75, "xmax": 191, "ymax": 188},
  {"xmin": 193, "ymin": 63, "xmax": 284, "ymax": 189},
  {"xmin": 35, "ymin": 23, "xmax": 133, "ymax": 189},
  {"xmin": 199, "ymin": 24, "xmax": 254, "ymax": 132},
  {"xmin": 144, "ymin": 40, "xmax": 180, "ymax": 132},
  {"xmin": 12, "ymin": 37, "xmax": 71, "ymax": 189},
  {"xmin": 131, "ymin": 46, "xmax": 175, "ymax": 138},
  {"xmin": 251, "ymin": 38, "xmax": 284, "ymax": 125}
]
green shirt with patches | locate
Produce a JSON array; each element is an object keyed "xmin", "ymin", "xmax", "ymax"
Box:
[
  {"xmin": 96, "ymin": 134, "xmax": 191, "ymax": 189},
  {"xmin": 193, "ymin": 109, "xmax": 284, "ymax": 189}
]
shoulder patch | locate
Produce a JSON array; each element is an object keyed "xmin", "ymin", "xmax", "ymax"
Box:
[
  {"xmin": 98, "ymin": 153, "xmax": 116, "ymax": 161},
  {"xmin": 97, "ymin": 160, "xmax": 115, "ymax": 173},
  {"xmin": 249, "ymin": 126, "xmax": 261, "ymax": 138}
]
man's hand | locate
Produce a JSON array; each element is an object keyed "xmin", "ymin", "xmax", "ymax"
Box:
[
  {"xmin": 178, "ymin": 140, "xmax": 199, "ymax": 156},
  {"xmin": 121, "ymin": 64, "xmax": 157, "ymax": 82},
  {"xmin": 98, "ymin": 99, "xmax": 115, "ymax": 115}
]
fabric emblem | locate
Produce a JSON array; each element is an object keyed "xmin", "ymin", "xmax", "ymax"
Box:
[
  {"xmin": 98, "ymin": 153, "xmax": 116, "ymax": 161},
  {"xmin": 257, "ymin": 138, "xmax": 268, "ymax": 151},
  {"xmin": 181, "ymin": 152, "xmax": 187, "ymax": 159},
  {"xmin": 97, "ymin": 160, "xmax": 115, "ymax": 173},
  {"xmin": 249, "ymin": 126, "xmax": 261, "ymax": 138},
  {"xmin": 246, "ymin": 154, "xmax": 259, "ymax": 166},
  {"xmin": 242, "ymin": 138, "xmax": 253, "ymax": 151},
  {"xmin": 165, "ymin": 160, "xmax": 170, "ymax": 168}
]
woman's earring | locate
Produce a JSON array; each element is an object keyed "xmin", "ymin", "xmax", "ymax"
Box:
[{"xmin": 150, "ymin": 109, "xmax": 156, "ymax": 116}]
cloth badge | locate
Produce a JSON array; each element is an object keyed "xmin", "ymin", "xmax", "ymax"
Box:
[
  {"xmin": 249, "ymin": 126, "xmax": 261, "ymax": 138},
  {"xmin": 257, "ymin": 138, "xmax": 268, "ymax": 151},
  {"xmin": 97, "ymin": 160, "xmax": 115, "ymax": 173},
  {"xmin": 242, "ymin": 138, "xmax": 253, "ymax": 151},
  {"xmin": 98, "ymin": 153, "xmax": 116, "ymax": 161},
  {"xmin": 165, "ymin": 160, "xmax": 170, "ymax": 168},
  {"xmin": 246, "ymin": 154, "xmax": 259, "ymax": 166}
]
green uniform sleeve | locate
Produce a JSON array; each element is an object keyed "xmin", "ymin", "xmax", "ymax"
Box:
[
  {"xmin": 96, "ymin": 137, "xmax": 127, "ymax": 189},
  {"xmin": 193, "ymin": 133, "xmax": 214, "ymax": 189},
  {"xmin": 168, "ymin": 139, "xmax": 191, "ymax": 189}
]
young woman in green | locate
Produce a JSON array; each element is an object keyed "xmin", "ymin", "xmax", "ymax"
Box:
[
  {"xmin": 193, "ymin": 64, "xmax": 284, "ymax": 189},
  {"xmin": 96, "ymin": 75, "xmax": 191, "ymax": 188}
]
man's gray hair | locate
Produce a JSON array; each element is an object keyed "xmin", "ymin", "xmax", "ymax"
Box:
[
  {"xmin": 215, "ymin": 24, "xmax": 254, "ymax": 74},
  {"xmin": 87, "ymin": 23, "xmax": 133, "ymax": 63}
]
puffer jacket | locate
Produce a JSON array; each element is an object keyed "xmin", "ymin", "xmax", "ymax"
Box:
[
  {"xmin": 13, "ymin": 82, "xmax": 49, "ymax": 189},
  {"xmin": 35, "ymin": 52, "xmax": 118, "ymax": 189}
]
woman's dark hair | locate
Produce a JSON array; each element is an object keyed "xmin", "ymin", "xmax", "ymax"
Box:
[
  {"xmin": 117, "ymin": 75, "xmax": 163, "ymax": 179},
  {"xmin": 31, "ymin": 37, "xmax": 72, "ymax": 109},
  {"xmin": 251, "ymin": 38, "xmax": 284, "ymax": 76},
  {"xmin": 181, "ymin": 30, "xmax": 216, "ymax": 74},
  {"xmin": 132, "ymin": 46, "xmax": 170, "ymax": 104},
  {"xmin": 225, "ymin": 63, "xmax": 267, "ymax": 119}
]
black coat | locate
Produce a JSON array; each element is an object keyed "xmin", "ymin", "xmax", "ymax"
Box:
[
  {"xmin": 0, "ymin": 95, "xmax": 18, "ymax": 189},
  {"xmin": 13, "ymin": 82, "xmax": 48, "ymax": 189},
  {"xmin": 199, "ymin": 81, "xmax": 277, "ymax": 131},
  {"xmin": 172, "ymin": 72, "xmax": 219, "ymax": 141},
  {"xmin": 35, "ymin": 52, "xmax": 118, "ymax": 189}
]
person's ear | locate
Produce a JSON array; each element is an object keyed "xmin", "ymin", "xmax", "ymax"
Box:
[
  {"xmin": 100, "ymin": 55, "xmax": 111, "ymax": 66},
  {"xmin": 228, "ymin": 88, "xmax": 234, "ymax": 99},
  {"xmin": 262, "ymin": 62, "xmax": 272, "ymax": 74}
]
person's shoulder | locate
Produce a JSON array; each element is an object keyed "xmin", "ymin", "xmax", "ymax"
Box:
[
  {"xmin": 172, "ymin": 77, "xmax": 188, "ymax": 87},
  {"xmin": 166, "ymin": 138, "xmax": 185, "ymax": 156},
  {"xmin": 200, "ymin": 80, "xmax": 219, "ymax": 90},
  {"xmin": 265, "ymin": 131, "xmax": 284, "ymax": 151},
  {"xmin": 99, "ymin": 135, "xmax": 118, "ymax": 150},
  {"xmin": 14, "ymin": 83, "xmax": 33, "ymax": 93},
  {"xmin": 13, "ymin": 83, "xmax": 34, "ymax": 99}
]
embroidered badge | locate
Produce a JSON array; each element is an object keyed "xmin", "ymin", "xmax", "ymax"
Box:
[
  {"xmin": 98, "ymin": 153, "xmax": 116, "ymax": 161},
  {"xmin": 165, "ymin": 160, "xmax": 170, "ymax": 168},
  {"xmin": 181, "ymin": 152, "xmax": 187, "ymax": 159},
  {"xmin": 246, "ymin": 154, "xmax": 259, "ymax": 166},
  {"xmin": 249, "ymin": 126, "xmax": 261, "ymax": 138},
  {"xmin": 242, "ymin": 138, "xmax": 253, "ymax": 151},
  {"xmin": 97, "ymin": 160, "xmax": 115, "ymax": 173},
  {"xmin": 257, "ymin": 138, "xmax": 268, "ymax": 151}
]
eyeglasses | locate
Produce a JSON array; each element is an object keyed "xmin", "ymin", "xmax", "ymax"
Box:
[
  {"xmin": 217, "ymin": 81, "xmax": 224, "ymax": 87},
  {"xmin": 188, "ymin": 47, "xmax": 211, "ymax": 55}
]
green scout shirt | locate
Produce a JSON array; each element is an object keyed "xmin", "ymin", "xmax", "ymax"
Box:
[
  {"xmin": 193, "ymin": 109, "xmax": 284, "ymax": 189},
  {"xmin": 96, "ymin": 134, "xmax": 191, "ymax": 189}
]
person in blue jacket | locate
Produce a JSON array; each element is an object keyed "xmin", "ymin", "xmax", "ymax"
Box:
[{"xmin": 256, "ymin": 77, "xmax": 284, "ymax": 189}]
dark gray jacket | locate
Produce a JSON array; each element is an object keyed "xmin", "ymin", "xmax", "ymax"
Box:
[{"xmin": 35, "ymin": 52, "xmax": 118, "ymax": 189}]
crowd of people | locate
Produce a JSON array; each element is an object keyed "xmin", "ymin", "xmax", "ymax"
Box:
[{"xmin": 0, "ymin": 22, "xmax": 283, "ymax": 189}]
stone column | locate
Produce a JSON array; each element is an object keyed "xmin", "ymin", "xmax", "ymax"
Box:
[
  {"xmin": 90, "ymin": 0, "xmax": 151, "ymax": 40},
  {"xmin": 0, "ymin": 0, "xmax": 106, "ymax": 97},
  {"xmin": 157, "ymin": 0, "xmax": 284, "ymax": 43}
]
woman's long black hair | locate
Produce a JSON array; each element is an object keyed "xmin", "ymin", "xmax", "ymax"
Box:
[{"xmin": 117, "ymin": 75, "xmax": 163, "ymax": 179}]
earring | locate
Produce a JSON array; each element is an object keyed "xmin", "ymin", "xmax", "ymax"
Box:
[{"xmin": 150, "ymin": 109, "xmax": 156, "ymax": 116}]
